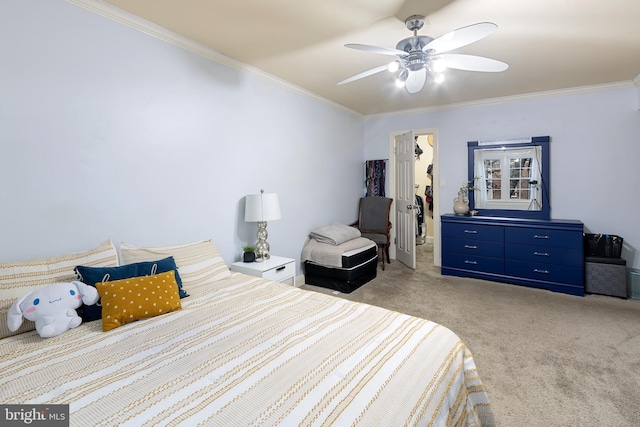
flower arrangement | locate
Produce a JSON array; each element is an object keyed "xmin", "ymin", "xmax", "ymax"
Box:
[{"xmin": 458, "ymin": 177, "xmax": 479, "ymax": 195}]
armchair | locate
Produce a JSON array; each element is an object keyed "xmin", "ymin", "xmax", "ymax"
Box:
[{"xmin": 351, "ymin": 196, "xmax": 393, "ymax": 270}]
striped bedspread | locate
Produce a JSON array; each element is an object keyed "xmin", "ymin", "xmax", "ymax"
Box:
[{"xmin": 1, "ymin": 273, "xmax": 494, "ymax": 426}]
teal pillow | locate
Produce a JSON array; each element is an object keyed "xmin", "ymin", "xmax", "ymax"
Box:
[{"xmin": 75, "ymin": 256, "xmax": 187, "ymax": 321}]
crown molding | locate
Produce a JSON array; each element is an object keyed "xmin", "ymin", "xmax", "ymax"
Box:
[
  {"xmin": 367, "ymin": 80, "xmax": 636, "ymax": 120},
  {"xmin": 66, "ymin": 0, "xmax": 364, "ymax": 119}
]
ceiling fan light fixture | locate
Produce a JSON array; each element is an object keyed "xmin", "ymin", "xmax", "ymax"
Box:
[
  {"xmin": 395, "ymin": 68, "xmax": 409, "ymax": 88},
  {"xmin": 406, "ymin": 68, "xmax": 427, "ymax": 93},
  {"xmin": 431, "ymin": 58, "xmax": 447, "ymax": 73},
  {"xmin": 339, "ymin": 18, "xmax": 507, "ymax": 94}
]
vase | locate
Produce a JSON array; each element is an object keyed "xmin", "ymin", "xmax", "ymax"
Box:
[
  {"xmin": 243, "ymin": 251, "xmax": 256, "ymax": 263},
  {"xmin": 453, "ymin": 194, "xmax": 469, "ymax": 216}
]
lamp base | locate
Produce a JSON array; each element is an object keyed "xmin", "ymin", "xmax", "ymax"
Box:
[{"xmin": 254, "ymin": 221, "xmax": 271, "ymax": 262}]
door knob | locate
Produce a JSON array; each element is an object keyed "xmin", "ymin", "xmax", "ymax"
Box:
[{"xmin": 407, "ymin": 204, "xmax": 414, "ymax": 209}]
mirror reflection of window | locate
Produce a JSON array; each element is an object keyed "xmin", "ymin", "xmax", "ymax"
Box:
[
  {"xmin": 483, "ymin": 159, "xmax": 502, "ymax": 200},
  {"xmin": 474, "ymin": 147, "xmax": 542, "ymax": 211},
  {"xmin": 510, "ymin": 157, "xmax": 532, "ymax": 199}
]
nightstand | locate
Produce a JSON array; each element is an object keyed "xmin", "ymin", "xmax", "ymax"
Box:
[{"xmin": 230, "ymin": 255, "xmax": 296, "ymax": 286}]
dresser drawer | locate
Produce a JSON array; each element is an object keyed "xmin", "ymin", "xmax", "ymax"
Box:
[
  {"xmin": 442, "ymin": 253, "xmax": 504, "ymax": 274},
  {"xmin": 505, "ymin": 243, "xmax": 583, "ymax": 267},
  {"xmin": 443, "ymin": 238, "xmax": 504, "ymax": 258},
  {"xmin": 505, "ymin": 260, "xmax": 583, "ymax": 285},
  {"xmin": 505, "ymin": 227, "xmax": 582, "ymax": 249},
  {"xmin": 442, "ymin": 223, "xmax": 503, "ymax": 242}
]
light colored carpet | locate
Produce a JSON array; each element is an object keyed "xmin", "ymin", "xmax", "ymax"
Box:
[{"xmin": 301, "ymin": 243, "xmax": 640, "ymax": 427}]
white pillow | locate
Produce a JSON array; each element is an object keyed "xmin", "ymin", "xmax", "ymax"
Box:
[
  {"xmin": 0, "ymin": 240, "xmax": 118, "ymax": 338},
  {"xmin": 119, "ymin": 239, "xmax": 231, "ymax": 291}
]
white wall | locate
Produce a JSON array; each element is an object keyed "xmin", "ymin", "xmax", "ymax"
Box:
[
  {"xmin": 364, "ymin": 87, "xmax": 640, "ymax": 269},
  {"xmin": 0, "ymin": 0, "xmax": 365, "ymax": 271}
]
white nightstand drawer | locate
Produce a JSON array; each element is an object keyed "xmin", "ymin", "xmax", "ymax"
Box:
[
  {"xmin": 262, "ymin": 261, "xmax": 295, "ymax": 283},
  {"xmin": 230, "ymin": 255, "xmax": 296, "ymax": 286}
]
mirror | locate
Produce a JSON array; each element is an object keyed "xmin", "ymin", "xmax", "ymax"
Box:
[{"xmin": 467, "ymin": 136, "xmax": 550, "ymax": 219}]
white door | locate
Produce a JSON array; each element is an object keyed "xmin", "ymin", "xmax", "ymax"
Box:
[{"xmin": 395, "ymin": 131, "xmax": 416, "ymax": 269}]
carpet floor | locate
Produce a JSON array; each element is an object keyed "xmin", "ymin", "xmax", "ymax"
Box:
[{"xmin": 300, "ymin": 243, "xmax": 640, "ymax": 427}]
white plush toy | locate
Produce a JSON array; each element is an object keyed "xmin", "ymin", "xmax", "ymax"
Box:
[{"xmin": 8, "ymin": 281, "xmax": 99, "ymax": 338}]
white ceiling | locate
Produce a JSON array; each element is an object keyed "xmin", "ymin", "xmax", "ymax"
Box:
[{"xmin": 99, "ymin": 0, "xmax": 640, "ymax": 116}]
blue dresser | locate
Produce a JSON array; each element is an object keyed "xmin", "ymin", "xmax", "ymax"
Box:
[{"xmin": 441, "ymin": 214, "xmax": 584, "ymax": 296}]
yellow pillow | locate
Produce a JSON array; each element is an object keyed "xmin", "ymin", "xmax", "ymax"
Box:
[{"xmin": 96, "ymin": 271, "xmax": 182, "ymax": 332}]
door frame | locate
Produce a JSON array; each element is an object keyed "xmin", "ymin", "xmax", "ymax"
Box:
[{"xmin": 388, "ymin": 127, "xmax": 441, "ymax": 267}]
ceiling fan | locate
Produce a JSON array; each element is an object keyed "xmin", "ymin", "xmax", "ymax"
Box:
[{"xmin": 338, "ymin": 15, "xmax": 508, "ymax": 93}]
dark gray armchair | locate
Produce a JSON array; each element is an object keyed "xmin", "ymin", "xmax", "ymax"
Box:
[{"xmin": 351, "ymin": 196, "xmax": 393, "ymax": 270}]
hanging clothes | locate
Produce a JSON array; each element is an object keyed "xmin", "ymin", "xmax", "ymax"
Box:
[
  {"xmin": 425, "ymin": 185, "xmax": 433, "ymax": 215},
  {"xmin": 425, "ymin": 163, "xmax": 434, "ymax": 217},
  {"xmin": 365, "ymin": 160, "xmax": 386, "ymax": 197},
  {"xmin": 415, "ymin": 195, "xmax": 425, "ymax": 236}
]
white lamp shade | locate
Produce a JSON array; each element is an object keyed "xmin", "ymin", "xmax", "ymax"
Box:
[
  {"xmin": 245, "ymin": 192, "xmax": 281, "ymax": 222},
  {"xmin": 406, "ymin": 68, "xmax": 426, "ymax": 93}
]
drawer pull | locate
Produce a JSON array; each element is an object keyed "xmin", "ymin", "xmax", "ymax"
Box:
[
  {"xmin": 534, "ymin": 252, "xmax": 549, "ymax": 257},
  {"xmin": 533, "ymin": 235, "xmax": 550, "ymax": 239},
  {"xmin": 464, "ymin": 245, "xmax": 478, "ymax": 250},
  {"xmin": 464, "ymin": 230, "xmax": 478, "ymax": 234},
  {"xmin": 534, "ymin": 269, "xmax": 550, "ymax": 274},
  {"xmin": 276, "ymin": 266, "xmax": 286, "ymax": 272},
  {"xmin": 464, "ymin": 260, "xmax": 478, "ymax": 265}
]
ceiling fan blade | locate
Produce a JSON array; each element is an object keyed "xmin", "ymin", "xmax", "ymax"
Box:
[
  {"xmin": 405, "ymin": 68, "xmax": 426, "ymax": 93},
  {"xmin": 345, "ymin": 43, "xmax": 408, "ymax": 57},
  {"xmin": 337, "ymin": 64, "xmax": 390, "ymax": 85},
  {"xmin": 439, "ymin": 54, "xmax": 508, "ymax": 72},
  {"xmin": 423, "ymin": 22, "xmax": 498, "ymax": 54}
]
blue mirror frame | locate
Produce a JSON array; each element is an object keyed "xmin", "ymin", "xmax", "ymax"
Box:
[{"xmin": 467, "ymin": 136, "xmax": 550, "ymax": 220}]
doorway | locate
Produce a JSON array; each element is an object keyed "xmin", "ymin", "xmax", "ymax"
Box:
[
  {"xmin": 388, "ymin": 128, "xmax": 440, "ymax": 267},
  {"xmin": 414, "ymin": 134, "xmax": 434, "ymax": 245}
]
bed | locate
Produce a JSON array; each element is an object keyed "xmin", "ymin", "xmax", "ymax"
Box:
[{"xmin": 1, "ymin": 240, "xmax": 495, "ymax": 426}]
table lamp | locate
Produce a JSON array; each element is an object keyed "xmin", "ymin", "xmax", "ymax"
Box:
[{"xmin": 244, "ymin": 189, "xmax": 281, "ymax": 261}]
